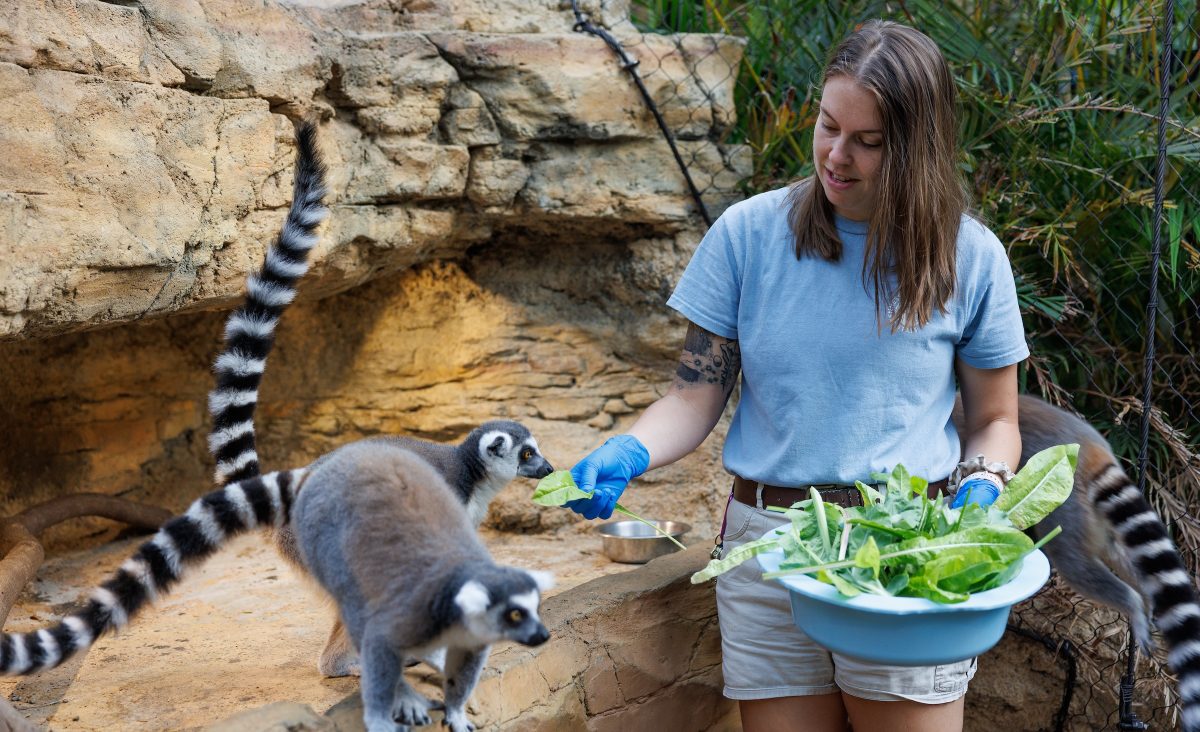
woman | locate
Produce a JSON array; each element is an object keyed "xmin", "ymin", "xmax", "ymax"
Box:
[{"xmin": 565, "ymin": 20, "xmax": 1027, "ymax": 732}]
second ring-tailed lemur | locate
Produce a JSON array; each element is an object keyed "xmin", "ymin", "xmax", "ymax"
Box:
[
  {"xmin": 956, "ymin": 395, "xmax": 1200, "ymax": 731},
  {"xmin": 0, "ymin": 443, "xmax": 553, "ymax": 732},
  {"xmin": 206, "ymin": 120, "xmax": 553, "ymax": 677}
]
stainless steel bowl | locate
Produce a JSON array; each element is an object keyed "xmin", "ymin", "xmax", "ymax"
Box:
[{"xmin": 596, "ymin": 520, "xmax": 691, "ymax": 564}]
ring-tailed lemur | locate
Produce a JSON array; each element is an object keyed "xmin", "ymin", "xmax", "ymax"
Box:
[
  {"xmin": 205, "ymin": 120, "xmax": 553, "ymax": 677},
  {"xmin": 0, "ymin": 447, "xmax": 552, "ymax": 732},
  {"xmin": 957, "ymin": 394, "xmax": 1200, "ymax": 730},
  {"xmin": 294, "ymin": 441, "xmax": 552, "ymax": 732}
]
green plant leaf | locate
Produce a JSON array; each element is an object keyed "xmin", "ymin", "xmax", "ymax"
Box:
[
  {"xmin": 810, "ymin": 486, "xmax": 831, "ymax": 554},
  {"xmin": 854, "ymin": 536, "xmax": 881, "ymax": 579},
  {"xmin": 532, "ymin": 470, "xmax": 592, "ymax": 506},
  {"xmin": 994, "ymin": 443, "xmax": 1079, "ymax": 529},
  {"xmin": 822, "ymin": 569, "xmax": 863, "ymax": 597},
  {"xmin": 690, "ymin": 530, "xmax": 785, "ymax": 584},
  {"xmin": 533, "ymin": 471, "xmax": 685, "ymax": 550}
]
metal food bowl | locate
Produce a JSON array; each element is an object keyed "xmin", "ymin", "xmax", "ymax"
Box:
[{"xmin": 596, "ymin": 520, "xmax": 691, "ymax": 564}]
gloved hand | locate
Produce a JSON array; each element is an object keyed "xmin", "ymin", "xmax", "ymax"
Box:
[
  {"xmin": 564, "ymin": 435, "xmax": 650, "ymax": 520},
  {"xmin": 950, "ymin": 476, "xmax": 1002, "ymax": 509}
]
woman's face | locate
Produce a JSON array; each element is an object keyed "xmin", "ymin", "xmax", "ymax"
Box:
[{"xmin": 813, "ymin": 76, "xmax": 884, "ymax": 222}]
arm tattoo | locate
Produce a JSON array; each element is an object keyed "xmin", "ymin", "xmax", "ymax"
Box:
[{"xmin": 673, "ymin": 322, "xmax": 740, "ymax": 399}]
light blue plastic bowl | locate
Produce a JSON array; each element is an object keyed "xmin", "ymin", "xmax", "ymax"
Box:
[{"xmin": 755, "ymin": 528, "xmax": 1051, "ymax": 666}]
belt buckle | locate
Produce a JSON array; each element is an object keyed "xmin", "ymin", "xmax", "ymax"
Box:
[{"xmin": 810, "ymin": 484, "xmax": 857, "ymax": 509}]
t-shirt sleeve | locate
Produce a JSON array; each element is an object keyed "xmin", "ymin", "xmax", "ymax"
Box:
[
  {"xmin": 666, "ymin": 212, "xmax": 742, "ymax": 339},
  {"xmin": 957, "ymin": 227, "xmax": 1030, "ymax": 369}
]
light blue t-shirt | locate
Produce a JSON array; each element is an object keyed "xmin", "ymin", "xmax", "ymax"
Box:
[{"xmin": 666, "ymin": 186, "xmax": 1029, "ymax": 486}]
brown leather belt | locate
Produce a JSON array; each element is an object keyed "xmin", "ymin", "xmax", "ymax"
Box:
[{"xmin": 732, "ymin": 474, "xmax": 949, "ymax": 510}]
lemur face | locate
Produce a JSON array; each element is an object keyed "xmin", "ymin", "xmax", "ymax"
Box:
[
  {"xmin": 477, "ymin": 422, "xmax": 553, "ymax": 480},
  {"xmin": 514, "ymin": 437, "xmax": 553, "ymax": 479},
  {"xmin": 454, "ymin": 569, "xmax": 553, "ymax": 647},
  {"xmin": 496, "ymin": 591, "xmax": 551, "ymax": 647}
]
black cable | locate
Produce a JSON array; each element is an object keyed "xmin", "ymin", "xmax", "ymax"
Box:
[
  {"xmin": 567, "ymin": 0, "xmax": 714, "ymax": 227},
  {"xmin": 1006, "ymin": 624, "xmax": 1077, "ymax": 732},
  {"xmin": 1121, "ymin": 0, "xmax": 1175, "ymax": 728}
]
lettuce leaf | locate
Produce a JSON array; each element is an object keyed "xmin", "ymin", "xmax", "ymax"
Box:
[
  {"xmin": 689, "ymin": 531, "xmax": 785, "ymax": 584},
  {"xmin": 531, "ymin": 470, "xmax": 592, "ymax": 506},
  {"xmin": 692, "ymin": 446, "xmax": 1076, "ymax": 604},
  {"xmin": 994, "ymin": 443, "xmax": 1079, "ymax": 529},
  {"xmin": 533, "ymin": 470, "xmax": 686, "ymax": 550}
]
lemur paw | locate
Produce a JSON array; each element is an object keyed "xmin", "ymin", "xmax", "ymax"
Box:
[
  {"xmin": 443, "ymin": 708, "xmax": 475, "ymax": 732},
  {"xmin": 391, "ymin": 688, "xmax": 434, "ymax": 726}
]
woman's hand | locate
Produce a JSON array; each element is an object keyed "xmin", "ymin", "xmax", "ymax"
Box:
[
  {"xmin": 949, "ymin": 476, "xmax": 1002, "ymax": 509},
  {"xmin": 564, "ymin": 435, "xmax": 650, "ymax": 520}
]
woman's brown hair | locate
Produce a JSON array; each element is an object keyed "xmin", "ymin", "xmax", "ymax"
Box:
[{"xmin": 787, "ymin": 20, "xmax": 969, "ymax": 331}]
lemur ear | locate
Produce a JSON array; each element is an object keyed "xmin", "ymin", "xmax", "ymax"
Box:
[
  {"xmin": 487, "ymin": 435, "xmax": 507, "ymax": 457},
  {"xmin": 527, "ymin": 569, "xmax": 556, "ymax": 593},
  {"xmin": 455, "ymin": 580, "xmax": 491, "ymax": 616}
]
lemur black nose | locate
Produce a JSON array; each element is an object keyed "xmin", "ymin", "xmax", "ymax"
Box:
[
  {"xmin": 525, "ymin": 625, "xmax": 550, "ymax": 647},
  {"xmin": 535, "ymin": 461, "xmax": 553, "ymax": 478}
]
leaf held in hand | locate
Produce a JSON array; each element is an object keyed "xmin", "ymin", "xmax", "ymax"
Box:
[
  {"xmin": 533, "ymin": 470, "xmax": 686, "ymax": 550},
  {"xmin": 532, "ymin": 470, "xmax": 593, "ymax": 506}
]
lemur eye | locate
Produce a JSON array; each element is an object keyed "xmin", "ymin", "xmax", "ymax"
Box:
[
  {"xmin": 520, "ymin": 448, "xmax": 533, "ymax": 462},
  {"xmin": 507, "ymin": 608, "xmax": 525, "ymax": 624}
]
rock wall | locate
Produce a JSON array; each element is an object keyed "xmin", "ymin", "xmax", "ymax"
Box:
[
  {"xmin": 0, "ymin": 0, "xmax": 749, "ymax": 546},
  {"xmin": 210, "ymin": 546, "xmax": 741, "ymax": 732},
  {"xmin": 0, "ymin": 0, "xmax": 747, "ymax": 340}
]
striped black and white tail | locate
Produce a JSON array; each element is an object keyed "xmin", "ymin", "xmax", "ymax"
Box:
[
  {"xmin": 208, "ymin": 121, "xmax": 328, "ymax": 486},
  {"xmin": 0, "ymin": 469, "xmax": 306, "ymax": 676},
  {"xmin": 1092, "ymin": 462, "xmax": 1200, "ymax": 731}
]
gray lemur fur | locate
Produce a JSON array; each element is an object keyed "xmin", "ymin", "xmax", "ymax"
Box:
[
  {"xmin": 274, "ymin": 426, "xmax": 553, "ymax": 678},
  {"xmin": 293, "ymin": 440, "xmax": 552, "ymax": 732},
  {"xmin": 203, "ymin": 120, "xmax": 554, "ymax": 677}
]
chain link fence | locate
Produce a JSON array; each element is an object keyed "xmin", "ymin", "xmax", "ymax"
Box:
[{"xmin": 577, "ymin": 0, "xmax": 1200, "ymax": 728}]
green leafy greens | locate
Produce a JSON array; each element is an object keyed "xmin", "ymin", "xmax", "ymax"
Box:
[
  {"xmin": 533, "ymin": 471, "xmax": 687, "ymax": 550},
  {"xmin": 690, "ymin": 444, "xmax": 1078, "ymax": 603}
]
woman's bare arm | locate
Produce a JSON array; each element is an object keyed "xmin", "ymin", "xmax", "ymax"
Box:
[{"xmin": 629, "ymin": 322, "xmax": 741, "ymax": 470}]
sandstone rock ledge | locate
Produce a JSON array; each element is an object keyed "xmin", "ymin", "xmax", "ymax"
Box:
[{"xmin": 205, "ymin": 545, "xmax": 740, "ymax": 732}]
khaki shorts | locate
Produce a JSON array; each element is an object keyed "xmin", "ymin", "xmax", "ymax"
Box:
[{"xmin": 715, "ymin": 498, "xmax": 977, "ymax": 703}]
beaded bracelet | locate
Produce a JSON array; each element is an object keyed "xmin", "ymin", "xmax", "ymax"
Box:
[
  {"xmin": 961, "ymin": 470, "xmax": 1005, "ymax": 490},
  {"xmin": 949, "ymin": 454, "xmax": 1016, "ymax": 491}
]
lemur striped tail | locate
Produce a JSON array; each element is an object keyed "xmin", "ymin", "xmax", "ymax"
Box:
[
  {"xmin": 208, "ymin": 121, "xmax": 328, "ymax": 486},
  {"xmin": 0, "ymin": 469, "xmax": 305, "ymax": 676},
  {"xmin": 1093, "ymin": 462, "xmax": 1200, "ymax": 731}
]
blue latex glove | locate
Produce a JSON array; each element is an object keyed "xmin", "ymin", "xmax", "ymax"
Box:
[
  {"xmin": 950, "ymin": 477, "xmax": 1002, "ymax": 509},
  {"xmin": 564, "ymin": 435, "xmax": 650, "ymax": 520}
]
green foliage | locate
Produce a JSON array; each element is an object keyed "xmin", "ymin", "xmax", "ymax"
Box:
[
  {"xmin": 634, "ymin": 0, "xmax": 1200, "ymax": 508},
  {"xmin": 533, "ymin": 470, "xmax": 687, "ymax": 549},
  {"xmin": 691, "ymin": 447, "xmax": 1077, "ymax": 601}
]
